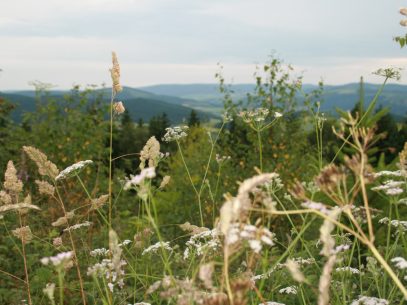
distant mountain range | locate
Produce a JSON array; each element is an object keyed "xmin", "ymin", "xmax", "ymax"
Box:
[
  {"xmin": 0, "ymin": 87, "xmax": 218, "ymax": 124},
  {"xmin": 1, "ymin": 82, "xmax": 406, "ymax": 124},
  {"xmin": 140, "ymin": 83, "xmax": 407, "ymax": 120}
]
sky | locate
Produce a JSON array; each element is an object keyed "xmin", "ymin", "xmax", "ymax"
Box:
[{"xmin": 0, "ymin": 0, "xmax": 407, "ymax": 90}]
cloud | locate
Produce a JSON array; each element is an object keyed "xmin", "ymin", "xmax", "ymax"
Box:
[{"xmin": 0, "ymin": 0, "xmax": 406, "ymax": 89}]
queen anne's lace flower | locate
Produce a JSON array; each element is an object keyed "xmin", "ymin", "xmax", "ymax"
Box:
[
  {"xmin": 124, "ymin": 167, "xmax": 156, "ymax": 190},
  {"xmin": 41, "ymin": 251, "xmax": 73, "ymax": 268},
  {"xmin": 183, "ymin": 228, "xmax": 221, "ymax": 259},
  {"xmin": 56, "ymin": 160, "xmax": 93, "ymax": 180},
  {"xmin": 335, "ymin": 266, "xmax": 360, "ymax": 274},
  {"xmin": 391, "ymin": 257, "xmax": 407, "ymax": 270},
  {"xmin": 278, "ymin": 286, "xmax": 297, "ymax": 295},
  {"xmin": 142, "ymin": 241, "xmax": 172, "ymax": 255},
  {"xmin": 350, "ymin": 296, "xmax": 389, "ymax": 305},
  {"xmin": 162, "ymin": 126, "xmax": 188, "ymax": 142},
  {"xmin": 63, "ymin": 221, "xmax": 92, "ymax": 232}
]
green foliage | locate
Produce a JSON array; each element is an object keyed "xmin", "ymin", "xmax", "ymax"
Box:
[
  {"xmin": 187, "ymin": 109, "xmax": 200, "ymax": 127},
  {"xmin": 148, "ymin": 112, "xmax": 171, "ymax": 141},
  {"xmin": 0, "ymin": 57, "xmax": 407, "ymax": 305}
]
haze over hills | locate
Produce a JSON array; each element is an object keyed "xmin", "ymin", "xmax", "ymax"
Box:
[
  {"xmin": 0, "ymin": 87, "xmax": 217, "ymax": 124},
  {"xmin": 140, "ymin": 83, "xmax": 407, "ymax": 120},
  {"xmin": 1, "ymin": 82, "xmax": 407, "ymax": 123}
]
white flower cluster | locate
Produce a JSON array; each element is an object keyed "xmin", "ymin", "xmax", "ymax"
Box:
[
  {"xmin": 301, "ymin": 201, "xmax": 331, "ymax": 215},
  {"xmin": 239, "ymin": 108, "xmax": 270, "ymax": 122},
  {"xmin": 335, "ymin": 266, "xmax": 360, "ymax": 274},
  {"xmin": 162, "ymin": 126, "xmax": 188, "ymax": 142},
  {"xmin": 239, "ymin": 108, "xmax": 283, "ymax": 123},
  {"xmin": 56, "ymin": 160, "xmax": 93, "ymax": 181},
  {"xmin": 89, "ymin": 240, "xmax": 131, "ymax": 257},
  {"xmin": 371, "ymin": 180, "xmax": 404, "ymax": 196},
  {"xmin": 87, "ymin": 258, "xmax": 127, "ymax": 292},
  {"xmin": 350, "ymin": 296, "xmax": 389, "ymax": 305},
  {"xmin": 41, "ymin": 251, "xmax": 73, "ymax": 267},
  {"xmin": 215, "ymin": 154, "xmax": 231, "ymax": 164},
  {"xmin": 128, "ymin": 303, "xmax": 151, "ymax": 305},
  {"xmin": 259, "ymin": 302, "xmax": 285, "ymax": 305},
  {"xmin": 252, "ymin": 257, "xmax": 315, "ymax": 282},
  {"xmin": 278, "ymin": 286, "xmax": 297, "ymax": 295},
  {"xmin": 226, "ymin": 223, "xmax": 275, "ymax": 253},
  {"xmin": 378, "ymin": 218, "xmax": 407, "ymax": 233},
  {"xmin": 222, "ymin": 112, "xmax": 233, "ymax": 122},
  {"xmin": 183, "ymin": 228, "xmax": 221, "ymax": 259},
  {"xmin": 124, "ymin": 167, "xmax": 156, "ymax": 190},
  {"xmin": 332, "ymin": 244, "xmax": 351, "ymax": 254},
  {"xmin": 391, "ymin": 257, "xmax": 407, "ymax": 270},
  {"xmin": 90, "ymin": 248, "xmax": 110, "ymax": 257},
  {"xmin": 374, "ymin": 170, "xmax": 404, "ymax": 178},
  {"xmin": 63, "ymin": 221, "xmax": 92, "ymax": 232},
  {"xmin": 142, "ymin": 241, "xmax": 172, "ymax": 256},
  {"xmin": 264, "ymin": 173, "xmax": 284, "ymax": 192}
]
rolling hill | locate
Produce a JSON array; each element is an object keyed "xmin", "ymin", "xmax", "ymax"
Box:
[
  {"xmin": 140, "ymin": 83, "xmax": 407, "ymax": 120},
  {"xmin": 2, "ymin": 82, "xmax": 407, "ymax": 124},
  {"xmin": 0, "ymin": 87, "xmax": 217, "ymax": 124}
]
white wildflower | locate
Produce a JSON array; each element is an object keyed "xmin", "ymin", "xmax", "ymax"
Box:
[
  {"xmin": 43, "ymin": 283, "xmax": 56, "ymax": 302},
  {"xmin": 56, "ymin": 160, "xmax": 93, "ymax": 180},
  {"xmin": 215, "ymin": 154, "xmax": 231, "ymax": 164},
  {"xmin": 184, "ymin": 228, "xmax": 221, "ymax": 259},
  {"xmin": 335, "ymin": 266, "xmax": 360, "ymax": 274},
  {"xmin": 239, "ymin": 108, "xmax": 269, "ymax": 123},
  {"xmin": 162, "ymin": 126, "xmax": 188, "ymax": 142},
  {"xmin": 301, "ymin": 201, "xmax": 331, "ymax": 215},
  {"xmin": 379, "ymin": 218, "xmax": 407, "ymax": 232},
  {"xmin": 120, "ymin": 239, "xmax": 132, "ymax": 246},
  {"xmin": 374, "ymin": 170, "xmax": 403, "ymax": 178},
  {"xmin": 260, "ymin": 302, "xmax": 285, "ymax": 305},
  {"xmin": 391, "ymin": 257, "xmax": 407, "ymax": 270},
  {"xmin": 142, "ymin": 241, "xmax": 172, "ymax": 256},
  {"xmin": 41, "ymin": 251, "xmax": 73, "ymax": 267},
  {"xmin": 124, "ymin": 167, "xmax": 156, "ymax": 190},
  {"xmin": 386, "ymin": 187, "xmax": 403, "ymax": 196},
  {"xmin": 371, "ymin": 180, "xmax": 404, "ymax": 196},
  {"xmin": 278, "ymin": 286, "xmax": 297, "ymax": 295},
  {"xmin": 333, "ymin": 244, "xmax": 351, "ymax": 254},
  {"xmin": 350, "ymin": 296, "xmax": 389, "ymax": 305},
  {"xmin": 63, "ymin": 221, "xmax": 92, "ymax": 232},
  {"xmin": 90, "ymin": 248, "xmax": 110, "ymax": 257},
  {"xmin": 274, "ymin": 111, "xmax": 283, "ymax": 118}
]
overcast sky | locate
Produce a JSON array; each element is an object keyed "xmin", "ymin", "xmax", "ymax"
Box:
[{"xmin": 1, "ymin": 0, "xmax": 406, "ymax": 90}]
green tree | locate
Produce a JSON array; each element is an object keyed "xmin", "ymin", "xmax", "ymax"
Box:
[
  {"xmin": 148, "ymin": 112, "xmax": 171, "ymax": 141},
  {"xmin": 114, "ymin": 109, "xmax": 149, "ymax": 173},
  {"xmin": 187, "ymin": 109, "xmax": 200, "ymax": 127}
]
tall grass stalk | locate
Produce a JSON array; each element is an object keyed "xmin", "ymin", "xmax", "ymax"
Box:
[
  {"xmin": 18, "ymin": 212, "xmax": 32, "ymax": 305},
  {"xmin": 54, "ymin": 184, "xmax": 87, "ymax": 305}
]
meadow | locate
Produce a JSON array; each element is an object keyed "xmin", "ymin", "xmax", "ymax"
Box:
[{"xmin": 0, "ymin": 51, "xmax": 406, "ymax": 305}]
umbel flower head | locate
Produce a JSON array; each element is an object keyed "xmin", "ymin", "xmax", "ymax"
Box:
[
  {"xmin": 162, "ymin": 126, "xmax": 188, "ymax": 142},
  {"xmin": 55, "ymin": 160, "xmax": 93, "ymax": 181}
]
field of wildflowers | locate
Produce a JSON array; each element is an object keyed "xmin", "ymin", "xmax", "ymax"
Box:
[{"xmin": 0, "ymin": 44, "xmax": 407, "ymax": 305}]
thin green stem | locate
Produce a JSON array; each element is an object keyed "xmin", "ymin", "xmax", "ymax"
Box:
[
  {"xmin": 257, "ymin": 129, "xmax": 263, "ymax": 172},
  {"xmin": 58, "ymin": 270, "xmax": 64, "ymax": 305},
  {"xmin": 176, "ymin": 140, "xmax": 203, "ymax": 226},
  {"xmin": 108, "ymin": 90, "xmax": 115, "ymax": 230}
]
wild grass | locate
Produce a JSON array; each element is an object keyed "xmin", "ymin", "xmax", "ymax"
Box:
[{"xmin": 0, "ymin": 53, "xmax": 406, "ymax": 305}]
